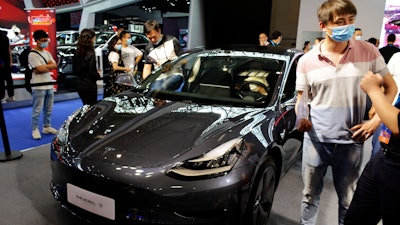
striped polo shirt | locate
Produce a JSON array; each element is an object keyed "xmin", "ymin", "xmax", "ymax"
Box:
[{"xmin": 296, "ymin": 39, "xmax": 389, "ymax": 144}]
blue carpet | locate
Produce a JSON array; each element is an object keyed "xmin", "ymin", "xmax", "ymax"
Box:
[{"xmin": 0, "ymin": 98, "xmax": 83, "ymax": 152}]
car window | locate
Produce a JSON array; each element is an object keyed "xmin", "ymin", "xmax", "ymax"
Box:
[
  {"xmin": 57, "ymin": 32, "xmax": 79, "ymax": 45},
  {"xmin": 96, "ymin": 32, "xmax": 115, "ymax": 45},
  {"xmin": 131, "ymin": 34, "xmax": 149, "ymax": 44},
  {"xmin": 282, "ymin": 55, "xmax": 302, "ymax": 103},
  {"xmin": 143, "ymin": 51, "xmax": 288, "ymax": 107}
]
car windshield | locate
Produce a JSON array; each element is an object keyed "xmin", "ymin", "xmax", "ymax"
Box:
[
  {"xmin": 56, "ymin": 32, "xmax": 79, "ymax": 45},
  {"xmin": 131, "ymin": 34, "xmax": 149, "ymax": 44},
  {"xmin": 95, "ymin": 31, "xmax": 115, "ymax": 45},
  {"xmin": 139, "ymin": 49, "xmax": 288, "ymax": 107}
]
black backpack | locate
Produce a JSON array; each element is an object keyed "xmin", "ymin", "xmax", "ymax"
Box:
[{"xmin": 19, "ymin": 47, "xmax": 47, "ymax": 93}]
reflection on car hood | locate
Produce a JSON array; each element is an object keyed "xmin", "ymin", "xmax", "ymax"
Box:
[{"xmin": 68, "ymin": 93, "xmax": 268, "ymax": 168}]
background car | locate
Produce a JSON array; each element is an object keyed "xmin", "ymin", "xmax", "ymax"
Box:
[
  {"xmin": 50, "ymin": 45, "xmax": 304, "ymax": 225},
  {"xmin": 55, "ymin": 30, "xmax": 80, "ymax": 91}
]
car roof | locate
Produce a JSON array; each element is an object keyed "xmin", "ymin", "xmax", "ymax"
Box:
[{"xmin": 208, "ymin": 44, "xmax": 300, "ymax": 55}]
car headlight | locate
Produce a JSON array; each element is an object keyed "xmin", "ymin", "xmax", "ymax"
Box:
[
  {"xmin": 168, "ymin": 138, "xmax": 243, "ymax": 177},
  {"xmin": 51, "ymin": 105, "xmax": 90, "ymax": 162}
]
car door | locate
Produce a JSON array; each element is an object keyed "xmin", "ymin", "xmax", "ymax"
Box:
[{"xmin": 273, "ymin": 54, "xmax": 304, "ymax": 170}]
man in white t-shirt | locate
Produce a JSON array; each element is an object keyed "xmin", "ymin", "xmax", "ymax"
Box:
[
  {"xmin": 119, "ymin": 30, "xmax": 143, "ymax": 73},
  {"xmin": 28, "ymin": 29, "xmax": 58, "ymax": 140},
  {"xmin": 387, "ymin": 52, "xmax": 400, "ymax": 94}
]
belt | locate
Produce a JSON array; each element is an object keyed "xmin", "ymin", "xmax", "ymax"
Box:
[{"xmin": 382, "ymin": 147, "xmax": 400, "ymax": 163}]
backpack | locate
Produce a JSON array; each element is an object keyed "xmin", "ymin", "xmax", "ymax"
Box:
[{"xmin": 19, "ymin": 47, "xmax": 47, "ymax": 93}]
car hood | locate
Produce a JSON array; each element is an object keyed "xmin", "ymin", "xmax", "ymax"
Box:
[{"xmin": 66, "ymin": 93, "xmax": 268, "ymax": 168}]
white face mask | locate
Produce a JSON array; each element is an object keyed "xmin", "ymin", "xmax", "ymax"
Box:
[{"xmin": 355, "ymin": 35, "xmax": 362, "ymax": 40}]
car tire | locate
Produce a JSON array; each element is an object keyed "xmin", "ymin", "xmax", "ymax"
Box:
[{"xmin": 245, "ymin": 156, "xmax": 276, "ymax": 225}]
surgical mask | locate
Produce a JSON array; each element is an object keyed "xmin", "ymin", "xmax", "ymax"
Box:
[
  {"xmin": 126, "ymin": 39, "xmax": 132, "ymax": 45},
  {"xmin": 40, "ymin": 41, "xmax": 49, "ymax": 48},
  {"xmin": 327, "ymin": 24, "xmax": 355, "ymax": 42},
  {"xmin": 355, "ymin": 35, "xmax": 362, "ymax": 41},
  {"xmin": 115, "ymin": 44, "xmax": 122, "ymax": 51}
]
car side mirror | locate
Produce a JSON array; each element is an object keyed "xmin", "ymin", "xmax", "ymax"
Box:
[{"xmin": 115, "ymin": 73, "xmax": 136, "ymax": 86}]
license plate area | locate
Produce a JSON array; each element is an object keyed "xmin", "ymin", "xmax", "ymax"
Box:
[{"xmin": 67, "ymin": 183, "xmax": 115, "ymax": 220}]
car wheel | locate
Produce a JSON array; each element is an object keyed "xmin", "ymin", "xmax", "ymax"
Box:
[{"xmin": 245, "ymin": 156, "xmax": 276, "ymax": 225}]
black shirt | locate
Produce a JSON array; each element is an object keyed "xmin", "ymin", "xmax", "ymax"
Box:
[
  {"xmin": 379, "ymin": 44, "xmax": 400, "ymax": 64},
  {"xmin": 381, "ymin": 97, "xmax": 400, "ymax": 152}
]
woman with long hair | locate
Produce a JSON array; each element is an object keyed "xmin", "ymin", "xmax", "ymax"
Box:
[{"xmin": 73, "ymin": 28, "xmax": 100, "ymax": 105}]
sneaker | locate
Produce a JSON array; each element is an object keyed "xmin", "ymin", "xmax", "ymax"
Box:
[
  {"xmin": 1, "ymin": 99, "xmax": 6, "ymax": 104},
  {"xmin": 42, "ymin": 126, "xmax": 57, "ymax": 134},
  {"xmin": 32, "ymin": 128, "xmax": 41, "ymax": 139},
  {"xmin": 6, "ymin": 96, "xmax": 15, "ymax": 102}
]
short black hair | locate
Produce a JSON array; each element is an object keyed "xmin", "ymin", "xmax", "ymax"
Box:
[
  {"xmin": 144, "ymin": 20, "xmax": 161, "ymax": 34},
  {"xmin": 367, "ymin": 37, "xmax": 378, "ymax": 45},
  {"xmin": 119, "ymin": 30, "xmax": 129, "ymax": 39},
  {"xmin": 388, "ymin": 33, "xmax": 396, "ymax": 42},
  {"xmin": 270, "ymin": 30, "xmax": 282, "ymax": 40},
  {"xmin": 33, "ymin": 29, "xmax": 48, "ymax": 40}
]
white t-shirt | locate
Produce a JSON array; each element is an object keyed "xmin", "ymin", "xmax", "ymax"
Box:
[
  {"xmin": 28, "ymin": 49, "xmax": 55, "ymax": 90},
  {"xmin": 121, "ymin": 45, "xmax": 143, "ymax": 69},
  {"xmin": 108, "ymin": 51, "xmax": 120, "ymax": 64},
  {"xmin": 387, "ymin": 52, "xmax": 400, "ymax": 96}
]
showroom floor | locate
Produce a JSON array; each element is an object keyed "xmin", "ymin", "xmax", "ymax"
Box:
[{"xmin": 0, "ymin": 139, "xmax": 377, "ymax": 225}]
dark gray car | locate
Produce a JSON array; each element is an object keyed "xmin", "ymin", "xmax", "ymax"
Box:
[{"xmin": 50, "ymin": 46, "xmax": 304, "ymax": 225}]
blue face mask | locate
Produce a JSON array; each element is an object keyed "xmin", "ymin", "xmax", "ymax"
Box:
[
  {"xmin": 126, "ymin": 39, "xmax": 132, "ymax": 45},
  {"xmin": 327, "ymin": 24, "xmax": 355, "ymax": 42},
  {"xmin": 115, "ymin": 44, "xmax": 122, "ymax": 51},
  {"xmin": 40, "ymin": 41, "xmax": 49, "ymax": 48}
]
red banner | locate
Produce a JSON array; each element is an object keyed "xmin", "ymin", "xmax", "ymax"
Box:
[{"xmin": 26, "ymin": 8, "xmax": 58, "ymax": 90}]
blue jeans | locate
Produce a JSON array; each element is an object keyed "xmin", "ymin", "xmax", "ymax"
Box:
[
  {"xmin": 31, "ymin": 89, "xmax": 54, "ymax": 129},
  {"xmin": 371, "ymin": 123, "xmax": 383, "ymax": 158},
  {"xmin": 301, "ymin": 138, "xmax": 363, "ymax": 225}
]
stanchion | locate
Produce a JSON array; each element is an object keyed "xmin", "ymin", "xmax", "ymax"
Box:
[{"xmin": 0, "ymin": 101, "xmax": 22, "ymax": 162}]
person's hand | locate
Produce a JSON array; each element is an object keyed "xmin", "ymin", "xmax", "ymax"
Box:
[
  {"xmin": 162, "ymin": 64, "xmax": 173, "ymax": 73},
  {"xmin": 360, "ymin": 71, "xmax": 383, "ymax": 94},
  {"xmin": 368, "ymin": 106, "xmax": 376, "ymax": 120},
  {"xmin": 350, "ymin": 119, "xmax": 380, "ymax": 142},
  {"xmin": 298, "ymin": 118, "xmax": 312, "ymax": 132}
]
